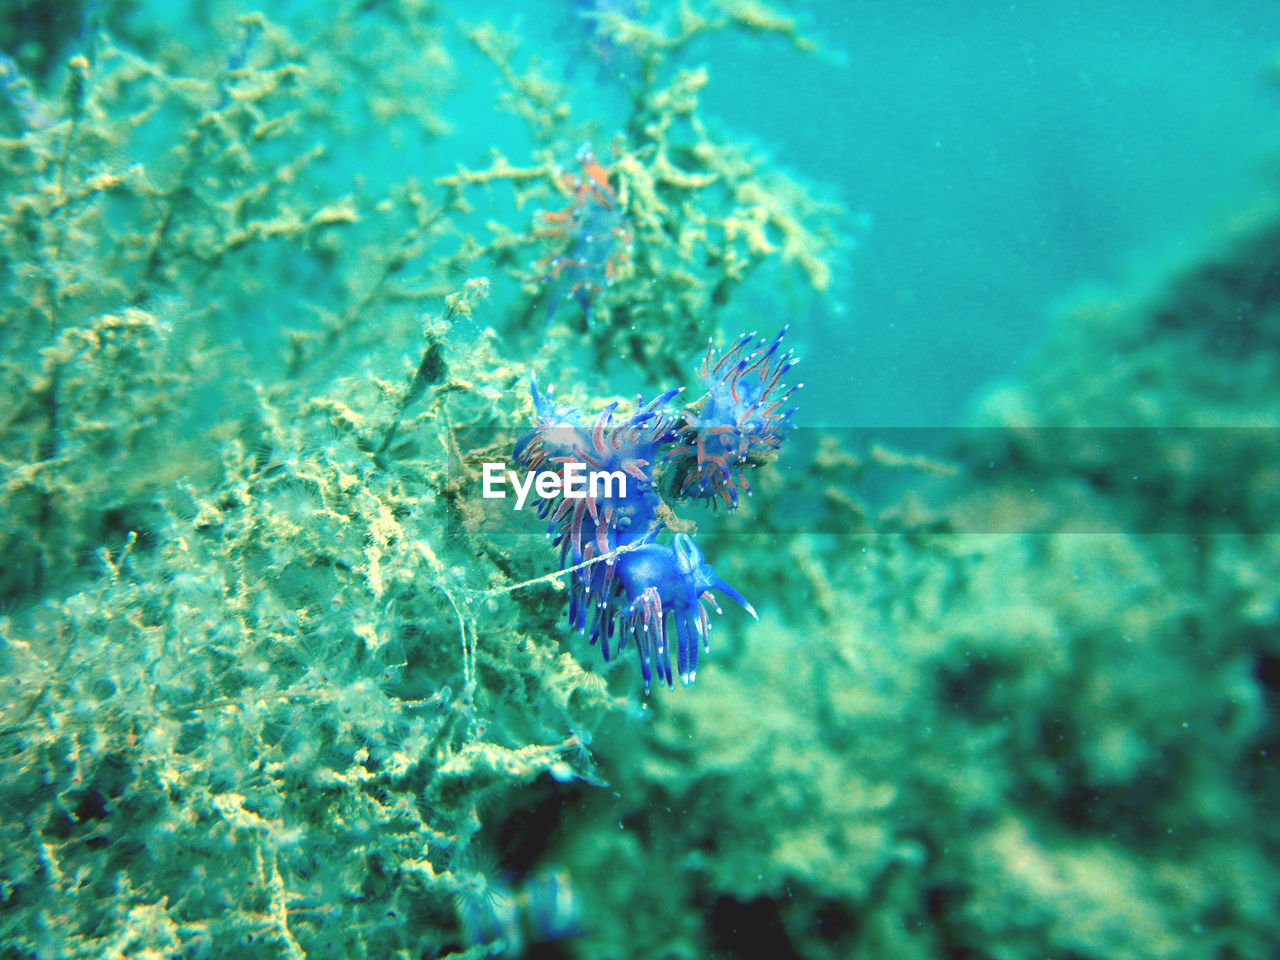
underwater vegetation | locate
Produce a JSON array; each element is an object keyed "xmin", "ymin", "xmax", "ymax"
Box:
[
  {"xmin": 0, "ymin": 1, "xmax": 1277, "ymax": 959},
  {"xmin": 0, "ymin": 0, "xmax": 834, "ymax": 956}
]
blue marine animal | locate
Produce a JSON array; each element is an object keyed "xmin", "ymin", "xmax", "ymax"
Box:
[{"xmin": 513, "ymin": 329, "xmax": 798, "ymax": 691}]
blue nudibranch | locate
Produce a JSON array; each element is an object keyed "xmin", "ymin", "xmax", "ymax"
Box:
[{"xmin": 515, "ymin": 329, "xmax": 798, "ymax": 692}]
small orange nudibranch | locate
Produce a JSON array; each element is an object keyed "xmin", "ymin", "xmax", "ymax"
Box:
[{"xmin": 535, "ymin": 144, "xmax": 633, "ymax": 325}]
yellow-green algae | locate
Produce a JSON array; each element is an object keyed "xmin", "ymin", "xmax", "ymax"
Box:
[{"xmin": 0, "ymin": 2, "xmax": 840, "ymax": 956}]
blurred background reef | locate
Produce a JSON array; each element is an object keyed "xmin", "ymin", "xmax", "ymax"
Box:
[{"xmin": 0, "ymin": 1, "xmax": 1278, "ymax": 958}]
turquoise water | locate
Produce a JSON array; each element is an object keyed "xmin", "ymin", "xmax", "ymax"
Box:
[
  {"xmin": 703, "ymin": 4, "xmax": 1279, "ymax": 425},
  {"xmin": 461, "ymin": 1, "xmax": 1280, "ymax": 425},
  {"xmin": 2, "ymin": 2, "xmax": 1279, "ymax": 958}
]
